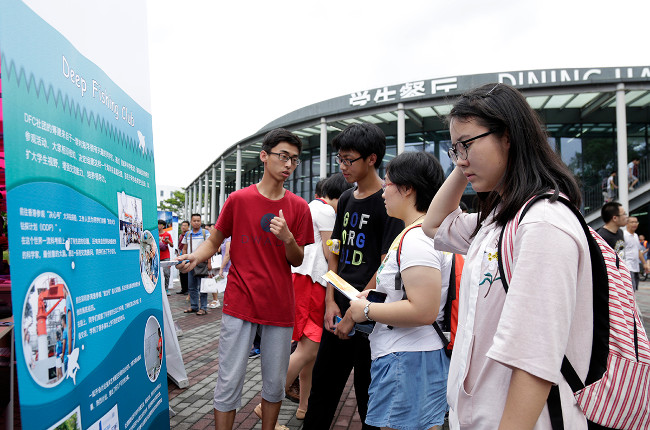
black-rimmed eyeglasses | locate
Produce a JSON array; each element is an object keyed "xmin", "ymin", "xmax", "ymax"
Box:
[
  {"xmin": 335, "ymin": 154, "xmax": 363, "ymax": 166},
  {"xmin": 447, "ymin": 131, "xmax": 495, "ymax": 164},
  {"xmin": 267, "ymin": 151, "xmax": 301, "ymax": 165}
]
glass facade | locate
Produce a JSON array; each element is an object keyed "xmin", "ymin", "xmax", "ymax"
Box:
[{"xmin": 188, "ymin": 69, "xmax": 650, "ymax": 223}]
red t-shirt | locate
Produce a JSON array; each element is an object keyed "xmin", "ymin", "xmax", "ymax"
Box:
[
  {"xmin": 158, "ymin": 231, "xmax": 173, "ymax": 260},
  {"xmin": 216, "ymin": 185, "xmax": 314, "ymax": 327}
]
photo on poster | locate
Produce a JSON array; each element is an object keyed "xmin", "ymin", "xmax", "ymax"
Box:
[
  {"xmin": 144, "ymin": 315, "xmax": 163, "ymax": 382},
  {"xmin": 46, "ymin": 405, "xmax": 82, "ymax": 430},
  {"xmin": 139, "ymin": 230, "xmax": 158, "ymax": 294},
  {"xmin": 87, "ymin": 403, "xmax": 119, "ymax": 430},
  {"xmin": 117, "ymin": 191, "xmax": 143, "ymax": 250},
  {"xmin": 22, "ymin": 272, "xmax": 75, "ymax": 387}
]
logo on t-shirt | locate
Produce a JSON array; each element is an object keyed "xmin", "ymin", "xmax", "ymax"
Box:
[
  {"xmin": 260, "ymin": 213, "xmax": 275, "ymax": 232},
  {"xmin": 339, "ymin": 210, "xmax": 369, "ymax": 266}
]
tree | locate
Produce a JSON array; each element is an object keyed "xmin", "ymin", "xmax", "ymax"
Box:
[{"xmin": 159, "ymin": 190, "xmax": 185, "ymax": 215}]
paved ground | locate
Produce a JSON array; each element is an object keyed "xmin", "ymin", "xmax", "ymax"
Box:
[
  {"xmin": 167, "ymin": 280, "xmax": 650, "ymax": 430},
  {"xmin": 166, "ymin": 282, "xmax": 363, "ymax": 430}
]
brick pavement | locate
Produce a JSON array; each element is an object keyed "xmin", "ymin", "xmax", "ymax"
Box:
[
  {"xmin": 166, "ymin": 284, "xmax": 363, "ymax": 430},
  {"xmin": 167, "ymin": 280, "xmax": 650, "ymax": 429}
]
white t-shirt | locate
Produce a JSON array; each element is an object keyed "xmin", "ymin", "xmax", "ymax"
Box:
[
  {"xmin": 623, "ymin": 229, "xmax": 641, "ymax": 273},
  {"xmin": 369, "ymin": 226, "xmax": 452, "ymax": 360},
  {"xmin": 607, "ymin": 174, "xmax": 616, "ymax": 192},
  {"xmin": 435, "ymin": 199, "xmax": 592, "ymax": 430},
  {"xmin": 182, "ymin": 228, "xmax": 211, "ymax": 253},
  {"xmin": 292, "ymin": 199, "xmax": 335, "ymax": 286}
]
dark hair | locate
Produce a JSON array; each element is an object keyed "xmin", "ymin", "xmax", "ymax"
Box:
[
  {"xmin": 158, "ymin": 220, "xmax": 165, "ymax": 226},
  {"xmin": 181, "ymin": 220, "xmax": 190, "ymax": 226},
  {"xmin": 386, "ymin": 152, "xmax": 444, "ymax": 212},
  {"xmin": 601, "ymin": 201, "xmax": 623, "ymax": 223},
  {"xmin": 321, "ymin": 172, "xmax": 354, "ymax": 200},
  {"xmin": 315, "ymin": 178, "xmax": 326, "ymax": 198},
  {"xmin": 61, "ymin": 314, "xmax": 66, "ymax": 324},
  {"xmin": 449, "ymin": 83, "xmax": 581, "ymax": 233},
  {"xmin": 332, "ymin": 122, "xmax": 386, "ymax": 170},
  {"xmin": 459, "ymin": 201, "xmax": 468, "ymax": 212},
  {"xmin": 261, "ymin": 128, "xmax": 303, "ymax": 154},
  {"xmin": 191, "ymin": 213, "xmax": 201, "ymax": 219}
]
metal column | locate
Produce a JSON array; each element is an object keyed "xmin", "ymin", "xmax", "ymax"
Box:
[
  {"xmin": 188, "ymin": 186, "xmax": 193, "ymax": 216},
  {"xmin": 203, "ymin": 173, "xmax": 209, "ymax": 222},
  {"xmin": 616, "ymin": 83, "xmax": 629, "ymax": 212},
  {"xmin": 236, "ymin": 145, "xmax": 242, "ymax": 191},
  {"xmin": 211, "ymin": 164, "xmax": 217, "ymax": 223},
  {"xmin": 397, "ymin": 103, "xmax": 405, "ymax": 155},
  {"xmin": 320, "ymin": 117, "xmax": 327, "ymax": 179},
  {"xmin": 220, "ymin": 158, "xmax": 226, "ymax": 211},
  {"xmin": 183, "ymin": 189, "xmax": 188, "ymax": 221},
  {"xmin": 196, "ymin": 182, "xmax": 201, "ymax": 216}
]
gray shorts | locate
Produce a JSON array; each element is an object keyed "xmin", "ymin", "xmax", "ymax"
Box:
[{"xmin": 213, "ymin": 313, "xmax": 293, "ymax": 411}]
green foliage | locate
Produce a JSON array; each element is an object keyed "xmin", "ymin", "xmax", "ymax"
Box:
[
  {"xmin": 159, "ymin": 190, "xmax": 185, "ymax": 215},
  {"xmin": 54, "ymin": 413, "xmax": 78, "ymax": 430}
]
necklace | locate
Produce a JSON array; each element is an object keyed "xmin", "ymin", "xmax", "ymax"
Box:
[{"xmin": 407, "ymin": 214, "xmax": 425, "ymax": 226}]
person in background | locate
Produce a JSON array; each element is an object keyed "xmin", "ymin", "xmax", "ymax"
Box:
[
  {"xmin": 640, "ymin": 234, "xmax": 649, "ymax": 262},
  {"xmin": 623, "ymin": 216, "xmax": 648, "ymax": 290},
  {"xmin": 597, "ymin": 202, "xmax": 627, "ymax": 260},
  {"xmin": 182, "ymin": 214, "xmax": 211, "ymax": 315},
  {"xmin": 284, "ymin": 172, "xmax": 352, "ymax": 420},
  {"xmin": 158, "ymin": 220, "xmax": 174, "ymax": 295},
  {"xmin": 628, "ymin": 157, "xmax": 640, "ymax": 191},
  {"xmin": 348, "ymin": 152, "xmax": 451, "ymax": 430},
  {"xmin": 177, "ymin": 220, "xmax": 190, "ymax": 295},
  {"xmin": 606, "ymin": 170, "xmax": 618, "ymax": 202}
]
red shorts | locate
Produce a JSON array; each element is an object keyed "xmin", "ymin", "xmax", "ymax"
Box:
[{"xmin": 292, "ymin": 273, "xmax": 326, "ymax": 343}]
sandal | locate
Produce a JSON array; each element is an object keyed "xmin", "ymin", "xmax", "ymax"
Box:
[
  {"xmin": 296, "ymin": 408, "xmax": 306, "ymax": 420},
  {"xmin": 253, "ymin": 403, "xmax": 289, "ymax": 430},
  {"xmin": 196, "ymin": 309, "xmax": 207, "ymax": 316},
  {"xmin": 183, "ymin": 308, "xmax": 196, "ymax": 313}
]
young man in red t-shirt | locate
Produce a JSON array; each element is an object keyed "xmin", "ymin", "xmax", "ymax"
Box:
[
  {"xmin": 178, "ymin": 128, "xmax": 314, "ymax": 430},
  {"xmin": 158, "ymin": 220, "xmax": 173, "ymax": 295}
]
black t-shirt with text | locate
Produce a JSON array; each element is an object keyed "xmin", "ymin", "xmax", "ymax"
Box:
[
  {"xmin": 597, "ymin": 226, "xmax": 625, "ymax": 260},
  {"xmin": 331, "ymin": 187, "xmax": 404, "ymax": 315}
]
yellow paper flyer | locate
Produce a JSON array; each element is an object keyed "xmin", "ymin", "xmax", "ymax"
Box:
[{"xmin": 322, "ymin": 271, "xmax": 359, "ymax": 301}]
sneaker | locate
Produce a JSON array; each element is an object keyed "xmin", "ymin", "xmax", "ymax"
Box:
[
  {"xmin": 249, "ymin": 348, "xmax": 261, "ymax": 359},
  {"xmin": 208, "ymin": 300, "xmax": 221, "ymax": 309}
]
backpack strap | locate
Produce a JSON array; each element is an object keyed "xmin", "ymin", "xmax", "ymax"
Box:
[
  {"xmin": 393, "ymin": 223, "xmax": 450, "ymax": 350},
  {"xmin": 394, "ymin": 223, "xmax": 424, "ymax": 292}
]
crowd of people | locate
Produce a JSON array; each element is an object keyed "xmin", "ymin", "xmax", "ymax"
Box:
[{"xmin": 173, "ymin": 82, "xmax": 646, "ymax": 430}]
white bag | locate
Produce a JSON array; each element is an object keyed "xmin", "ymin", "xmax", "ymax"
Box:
[
  {"xmin": 200, "ymin": 274, "xmax": 227, "ymax": 294},
  {"xmin": 200, "ymin": 277, "xmax": 219, "ymax": 293}
]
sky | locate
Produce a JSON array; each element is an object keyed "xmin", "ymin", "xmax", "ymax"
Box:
[{"xmin": 145, "ymin": 0, "xmax": 650, "ymax": 188}]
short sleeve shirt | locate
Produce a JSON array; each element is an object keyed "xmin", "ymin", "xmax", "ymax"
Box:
[
  {"xmin": 331, "ymin": 187, "xmax": 404, "ymax": 315},
  {"xmin": 292, "ymin": 199, "xmax": 336, "ymax": 286},
  {"xmin": 182, "ymin": 228, "xmax": 211, "ymax": 253},
  {"xmin": 597, "ymin": 227, "xmax": 625, "ymax": 260},
  {"xmin": 216, "ymin": 185, "xmax": 314, "ymax": 327},
  {"xmin": 369, "ymin": 226, "xmax": 452, "ymax": 359}
]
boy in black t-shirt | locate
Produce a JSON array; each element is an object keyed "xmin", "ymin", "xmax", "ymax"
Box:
[
  {"xmin": 597, "ymin": 201, "xmax": 627, "ymax": 259},
  {"xmin": 303, "ymin": 123, "xmax": 403, "ymax": 430}
]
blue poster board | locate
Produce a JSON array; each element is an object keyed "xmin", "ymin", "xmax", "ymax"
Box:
[{"xmin": 0, "ymin": 1, "xmax": 170, "ymax": 428}]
